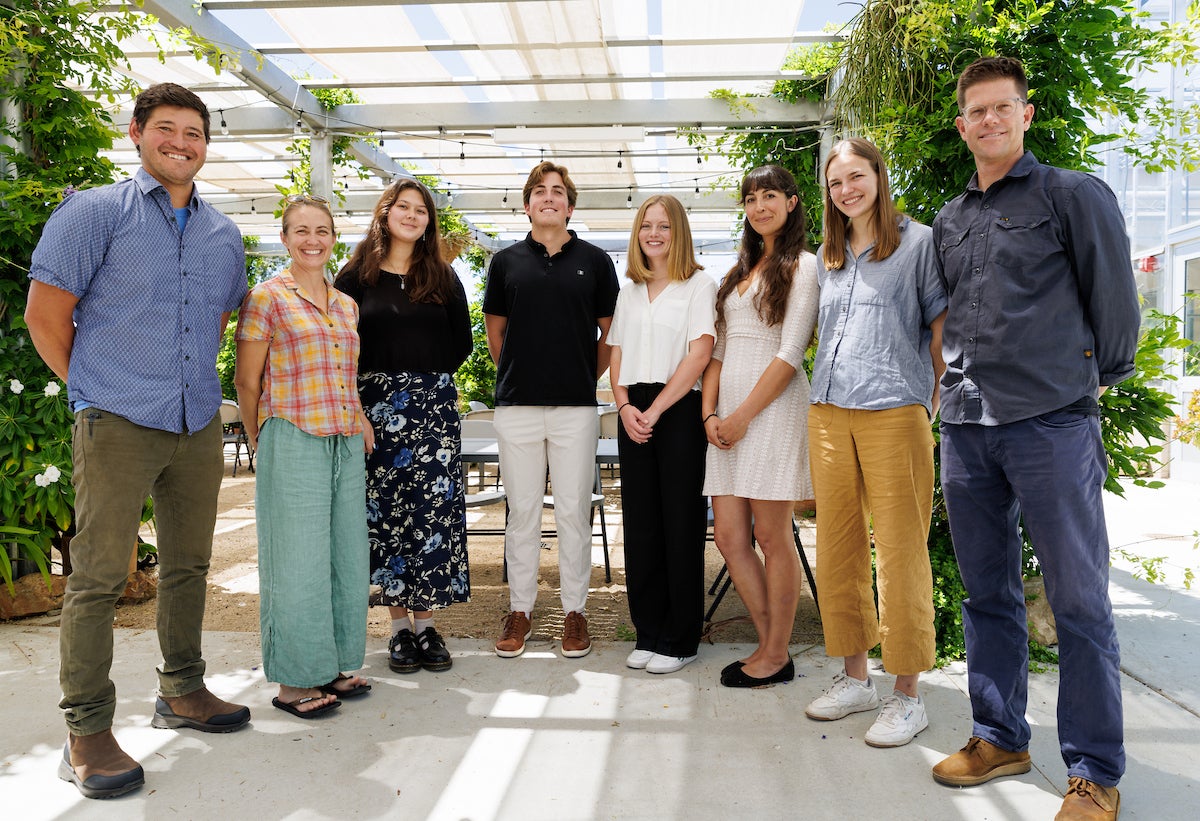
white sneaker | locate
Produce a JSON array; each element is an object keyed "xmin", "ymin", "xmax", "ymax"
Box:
[
  {"xmin": 864, "ymin": 693, "xmax": 929, "ymax": 748},
  {"xmin": 645, "ymin": 653, "xmax": 698, "ymax": 674},
  {"xmin": 805, "ymin": 672, "xmax": 880, "ymax": 720},
  {"xmin": 626, "ymin": 649, "xmax": 655, "ymax": 669}
]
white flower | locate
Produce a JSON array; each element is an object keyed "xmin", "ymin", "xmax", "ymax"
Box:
[
  {"xmin": 44, "ymin": 465, "xmax": 61, "ymax": 482},
  {"xmin": 9, "ymin": 379, "xmax": 23, "ymax": 394},
  {"xmin": 44, "ymin": 381, "xmax": 61, "ymax": 397},
  {"xmin": 34, "ymin": 473, "xmax": 50, "ymax": 487}
]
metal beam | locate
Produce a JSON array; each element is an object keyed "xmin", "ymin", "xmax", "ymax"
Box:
[
  {"xmin": 118, "ymin": 97, "xmax": 823, "ymax": 136},
  {"xmin": 301, "ymin": 70, "xmax": 812, "ymax": 91},
  {"xmin": 119, "ymin": 35, "xmax": 841, "ymax": 59},
  {"xmin": 138, "ymin": 0, "xmax": 413, "ymax": 184}
]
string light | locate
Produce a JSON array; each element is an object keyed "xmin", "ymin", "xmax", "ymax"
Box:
[
  {"xmin": 459, "ymin": 142, "xmax": 465, "ymax": 163},
  {"xmin": 695, "ymin": 178, "xmax": 700, "ymax": 194},
  {"xmin": 626, "ymin": 186, "xmax": 633, "ymax": 208},
  {"xmin": 617, "ymin": 150, "xmax": 623, "ymax": 169},
  {"xmin": 293, "ymin": 112, "xmax": 303, "ymax": 136},
  {"xmin": 502, "ymin": 189, "xmax": 508, "ymax": 206},
  {"xmin": 250, "ymin": 200, "xmax": 256, "ymax": 214},
  {"xmin": 219, "ymin": 110, "xmax": 228, "ymax": 136},
  {"xmin": 696, "ymin": 147, "xmax": 702, "ymax": 165}
]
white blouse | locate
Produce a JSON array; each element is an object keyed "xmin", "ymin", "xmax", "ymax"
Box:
[{"xmin": 607, "ymin": 273, "xmax": 718, "ymax": 389}]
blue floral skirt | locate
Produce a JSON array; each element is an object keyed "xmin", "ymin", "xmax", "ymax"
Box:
[{"xmin": 360, "ymin": 370, "xmax": 469, "ymax": 610}]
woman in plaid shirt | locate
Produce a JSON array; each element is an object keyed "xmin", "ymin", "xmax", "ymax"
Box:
[{"xmin": 235, "ymin": 195, "xmax": 375, "ymax": 718}]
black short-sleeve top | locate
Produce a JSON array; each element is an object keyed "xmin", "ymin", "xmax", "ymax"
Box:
[{"xmin": 482, "ymin": 231, "xmax": 619, "ymax": 406}]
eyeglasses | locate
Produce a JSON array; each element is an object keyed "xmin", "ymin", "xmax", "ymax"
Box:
[
  {"xmin": 284, "ymin": 193, "xmax": 330, "ymax": 205},
  {"xmin": 960, "ymin": 98, "xmax": 1027, "ymax": 125}
]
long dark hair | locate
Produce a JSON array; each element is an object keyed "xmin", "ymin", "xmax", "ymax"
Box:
[
  {"xmin": 715, "ymin": 165, "xmax": 809, "ymax": 328},
  {"xmin": 336, "ymin": 179, "xmax": 456, "ymax": 304}
]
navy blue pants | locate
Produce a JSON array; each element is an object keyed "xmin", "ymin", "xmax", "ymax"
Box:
[{"xmin": 941, "ymin": 410, "xmax": 1124, "ymax": 786}]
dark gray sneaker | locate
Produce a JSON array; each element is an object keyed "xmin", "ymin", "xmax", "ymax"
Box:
[
  {"xmin": 388, "ymin": 628, "xmax": 421, "ymax": 674},
  {"xmin": 416, "ymin": 626, "xmax": 452, "ymax": 672}
]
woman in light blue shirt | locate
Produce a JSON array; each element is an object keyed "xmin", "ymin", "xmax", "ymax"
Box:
[{"xmin": 804, "ymin": 138, "xmax": 947, "ymax": 748}]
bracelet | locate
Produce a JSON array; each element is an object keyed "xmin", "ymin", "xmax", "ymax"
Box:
[
  {"xmin": 617, "ymin": 402, "xmax": 631, "ymax": 413},
  {"xmin": 703, "ymin": 413, "xmax": 718, "ymax": 423}
]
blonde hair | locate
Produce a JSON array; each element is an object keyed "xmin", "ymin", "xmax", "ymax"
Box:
[{"xmin": 624, "ymin": 195, "xmax": 703, "ymax": 284}]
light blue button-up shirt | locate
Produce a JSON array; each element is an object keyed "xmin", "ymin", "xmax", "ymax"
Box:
[
  {"xmin": 810, "ymin": 218, "xmax": 947, "ymax": 414},
  {"xmin": 30, "ymin": 168, "xmax": 246, "ymax": 434}
]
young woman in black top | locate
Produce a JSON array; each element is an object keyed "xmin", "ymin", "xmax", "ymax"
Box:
[{"xmin": 334, "ymin": 179, "xmax": 472, "ymax": 674}]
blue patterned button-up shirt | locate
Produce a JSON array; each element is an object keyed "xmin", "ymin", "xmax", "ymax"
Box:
[{"xmin": 30, "ymin": 168, "xmax": 246, "ymax": 434}]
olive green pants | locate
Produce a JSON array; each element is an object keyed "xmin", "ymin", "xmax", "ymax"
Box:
[{"xmin": 59, "ymin": 410, "xmax": 223, "ymax": 736}]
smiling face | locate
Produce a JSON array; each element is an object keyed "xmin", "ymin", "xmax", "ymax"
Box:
[
  {"xmin": 280, "ymin": 204, "xmax": 335, "ymax": 273},
  {"xmin": 743, "ymin": 186, "xmax": 797, "ymax": 242},
  {"xmin": 956, "ymin": 77, "xmax": 1033, "ymax": 173},
  {"xmin": 129, "ymin": 104, "xmax": 207, "ymax": 197},
  {"xmin": 386, "ymin": 187, "xmax": 431, "ymax": 245},
  {"xmin": 825, "ymin": 152, "xmax": 880, "ymax": 224},
  {"xmin": 637, "ymin": 203, "xmax": 673, "ymax": 271},
  {"xmin": 523, "ymin": 171, "xmax": 574, "ymax": 230}
]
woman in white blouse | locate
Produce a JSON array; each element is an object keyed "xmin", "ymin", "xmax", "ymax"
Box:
[{"xmin": 608, "ymin": 195, "xmax": 716, "ymax": 674}]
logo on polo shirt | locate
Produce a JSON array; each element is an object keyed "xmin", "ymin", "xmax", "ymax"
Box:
[{"xmin": 577, "ymin": 269, "xmax": 584, "ymax": 276}]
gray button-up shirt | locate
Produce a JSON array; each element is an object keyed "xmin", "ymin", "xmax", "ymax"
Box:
[
  {"xmin": 932, "ymin": 151, "xmax": 1139, "ymax": 426},
  {"xmin": 811, "ymin": 218, "xmax": 947, "ymax": 414}
]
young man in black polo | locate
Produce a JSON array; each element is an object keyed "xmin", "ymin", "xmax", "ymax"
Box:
[{"xmin": 483, "ymin": 161, "xmax": 619, "ymax": 659}]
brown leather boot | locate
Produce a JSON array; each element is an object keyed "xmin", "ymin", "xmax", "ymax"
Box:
[
  {"xmin": 152, "ymin": 685, "xmax": 250, "ymax": 732},
  {"xmin": 932, "ymin": 736, "xmax": 1032, "ymax": 786},
  {"xmin": 1055, "ymin": 777, "xmax": 1120, "ymax": 820},
  {"xmin": 58, "ymin": 729, "xmax": 144, "ymax": 799}
]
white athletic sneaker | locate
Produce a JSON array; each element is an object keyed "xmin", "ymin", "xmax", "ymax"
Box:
[
  {"xmin": 805, "ymin": 672, "xmax": 880, "ymax": 720},
  {"xmin": 626, "ymin": 649, "xmax": 655, "ymax": 669},
  {"xmin": 645, "ymin": 653, "xmax": 698, "ymax": 674},
  {"xmin": 864, "ymin": 693, "xmax": 929, "ymax": 748}
]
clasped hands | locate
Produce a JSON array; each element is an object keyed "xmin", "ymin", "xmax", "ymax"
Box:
[
  {"xmin": 619, "ymin": 404, "xmax": 659, "ymax": 445},
  {"xmin": 704, "ymin": 412, "xmax": 748, "ymax": 450}
]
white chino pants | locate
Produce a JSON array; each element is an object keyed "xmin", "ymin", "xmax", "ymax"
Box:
[{"xmin": 494, "ymin": 405, "xmax": 598, "ymax": 614}]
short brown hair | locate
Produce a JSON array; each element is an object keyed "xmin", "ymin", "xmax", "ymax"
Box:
[
  {"xmin": 956, "ymin": 56, "xmax": 1028, "ymax": 109},
  {"xmin": 522, "ymin": 161, "xmax": 578, "ymax": 208},
  {"xmin": 132, "ymin": 82, "xmax": 211, "ymax": 142}
]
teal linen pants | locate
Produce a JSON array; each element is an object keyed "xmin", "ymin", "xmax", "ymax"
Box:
[{"xmin": 256, "ymin": 417, "xmax": 368, "ymax": 687}]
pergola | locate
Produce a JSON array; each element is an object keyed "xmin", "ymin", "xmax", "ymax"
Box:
[{"xmin": 101, "ymin": 0, "xmax": 848, "ymax": 251}]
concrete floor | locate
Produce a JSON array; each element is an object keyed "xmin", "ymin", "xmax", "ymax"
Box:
[{"xmin": 1, "ymin": 478, "xmax": 1197, "ymax": 820}]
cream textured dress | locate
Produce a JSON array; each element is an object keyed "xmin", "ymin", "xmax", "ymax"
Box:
[{"xmin": 703, "ymin": 252, "xmax": 819, "ymax": 501}]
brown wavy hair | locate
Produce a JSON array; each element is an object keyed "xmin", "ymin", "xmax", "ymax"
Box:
[
  {"xmin": 821, "ymin": 138, "xmax": 902, "ymax": 271},
  {"xmin": 624, "ymin": 194, "xmax": 703, "ymax": 284},
  {"xmin": 715, "ymin": 165, "xmax": 809, "ymax": 328},
  {"xmin": 335, "ymin": 179, "xmax": 457, "ymax": 304}
]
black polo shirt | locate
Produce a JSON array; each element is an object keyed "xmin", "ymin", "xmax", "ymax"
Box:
[{"xmin": 483, "ymin": 230, "xmax": 619, "ymax": 406}]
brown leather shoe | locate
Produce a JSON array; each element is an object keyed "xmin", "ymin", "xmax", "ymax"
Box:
[
  {"xmin": 1055, "ymin": 777, "xmax": 1120, "ymax": 820},
  {"xmin": 152, "ymin": 686, "xmax": 250, "ymax": 732},
  {"xmin": 58, "ymin": 730, "xmax": 145, "ymax": 799},
  {"xmin": 561, "ymin": 611, "xmax": 592, "ymax": 658},
  {"xmin": 495, "ymin": 611, "xmax": 531, "ymax": 657},
  {"xmin": 932, "ymin": 736, "xmax": 1032, "ymax": 786}
]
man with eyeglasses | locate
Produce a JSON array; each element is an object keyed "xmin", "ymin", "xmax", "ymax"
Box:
[
  {"xmin": 26, "ymin": 82, "xmax": 249, "ymax": 799},
  {"xmin": 930, "ymin": 57, "xmax": 1139, "ymax": 821}
]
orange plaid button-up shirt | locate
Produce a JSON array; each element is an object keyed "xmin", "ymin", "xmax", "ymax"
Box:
[{"xmin": 236, "ymin": 269, "xmax": 363, "ymax": 437}]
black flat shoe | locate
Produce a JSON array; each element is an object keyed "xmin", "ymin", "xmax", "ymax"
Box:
[
  {"xmin": 416, "ymin": 626, "xmax": 453, "ymax": 672},
  {"xmin": 720, "ymin": 659, "xmax": 795, "ymax": 689},
  {"xmin": 720, "ymin": 659, "xmax": 745, "ymax": 680},
  {"xmin": 388, "ymin": 628, "xmax": 421, "ymax": 674}
]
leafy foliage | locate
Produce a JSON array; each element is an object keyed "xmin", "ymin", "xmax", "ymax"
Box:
[
  {"xmin": 711, "ymin": 0, "xmax": 1198, "ymax": 661},
  {"xmin": 0, "ymin": 1, "xmax": 225, "ymax": 591}
]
